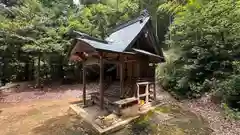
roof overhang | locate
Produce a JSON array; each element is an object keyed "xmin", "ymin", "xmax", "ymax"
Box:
[
  {"xmin": 132, "ymin": 48, "xmax": 165, "ymax": 63},
  {"xmin": 69, "ymin": 38, "xmax": 136, "ymax": 62}
]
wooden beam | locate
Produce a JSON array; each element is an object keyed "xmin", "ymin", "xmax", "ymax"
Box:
[
  {"xmin": 99, "ymin": 54, "xmax": 104, "ymax": 110},
  {"xmin": 104, "ymin": 52, "xmax": 119, "ymax": 58},
  {"xmin": 125, "ymin": 60, "xmax": 137, "ymax": 63},
  {"xmin": 103, "ymin": 59, "xmax": 137, "ymax": 64},
  {"xmin": 82, "ymin": 62, "xmax": 86, "ymax": 106},
  {"xmin": 103, "ymin": 59, "xmax": 120, "ymax": 64},
  {"xmin": 85, "ymin": 57, "xmax": 100, "ymax": 66}
]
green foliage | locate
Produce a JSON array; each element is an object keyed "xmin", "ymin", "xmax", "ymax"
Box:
[
  {"xmin": 219, "ymin": 74, "xmax": 240, "ymax": 99},
  {"xmin": 217, "ymin": 72, "xmax": 240, "ymax": 115},
  {"xmin": 0, "ymin": 0, "xmax": 145, "ymax": 85},
  {"xmin": 68, "ymin": 0, "xmax": 139, "ymax": 39},
  {"xmin": 69, "ymin": 3, "xmax": 113, "ymax": 38},
  {"xmin": 0, "ymin": 0, "xmax": 169, "ymax": 87},
  {"xmin": 157, "ymin": 0, "xmax": 240, "ymax": 101},
  {"xmin": 0, "ymin": 0, "xmax": 73, "ymax": 85},
  {"xmin": 222, "ymin": 103, "xmax": 240, "ymax": 120}
]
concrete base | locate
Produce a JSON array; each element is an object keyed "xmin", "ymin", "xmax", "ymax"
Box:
[{"xmin": 69, "ymin": 101, "xmax": 158, "ymax": 134}]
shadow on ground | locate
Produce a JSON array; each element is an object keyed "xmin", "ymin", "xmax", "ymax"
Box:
[
  {"xmin": 32, "ymin": 113, "xmax": 96, "ymax": 135},
  {"xmin": 32, "ymin": 104, "xmax": 213, "ymax": 135}
]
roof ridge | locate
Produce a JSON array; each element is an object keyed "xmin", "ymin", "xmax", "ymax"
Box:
[
  {"xmin": 108, "ymin": 10, "xmax": 150, "ymax": 34},
  {"xmin": 73, "ymin": 30, "xmax": 108, "ymax": 44},
  {"xmin": 109, "ymin": 16, "xmax": 143, "ymax": 34}
]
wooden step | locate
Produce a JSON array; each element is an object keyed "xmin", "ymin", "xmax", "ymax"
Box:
[
  {"xmin": 114, "ymin": 97, "xmax": 138, "ymax": 106},
  {"xmin": 113, "ymin": 97, "xmax": 138, "ymax": 115}
]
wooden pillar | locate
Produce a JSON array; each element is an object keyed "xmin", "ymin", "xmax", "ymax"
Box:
[
  {"xmin": 99, "ymin": 55, "xmax": 104, "ymax": 110},
  {"xmin": 153, "ymin": 64, "xmax": 157, "ymax": 101},
  {"xmin": 120, "ymin": 59, "xmax": 124, "ymax": 99},
  {"xmin": 137, "ymin": 84, "xmax": 140, "ymax": 103},
  {"xmin": 145, "ymin": 83, "xmax": 149, "ymax": 104},
  {"xmin": 136, "ymin": 62, "xmax": 140, "ymax": 79},
  {"xmin": 153, "ymin": 83, "xmax": 156, "ymax": 101},
  {"xmin": 133, "ymin": 62, "xmax": 137, "ymax": 97},
  {"xmin": 82, "ymin": 63, "xmax": 86, "ymax": 106}
]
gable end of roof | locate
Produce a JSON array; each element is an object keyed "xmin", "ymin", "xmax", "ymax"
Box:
[{"xmin": 108, "ymin": 10, "xmax": 150, "ymax": 34}]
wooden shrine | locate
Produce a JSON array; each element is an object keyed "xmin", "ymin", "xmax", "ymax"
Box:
[{"xmin": 69, "ymin": 10, "xmax": 165, "ymax": 115}]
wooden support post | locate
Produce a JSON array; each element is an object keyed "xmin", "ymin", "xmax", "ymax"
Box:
[
  {"xmin": 137, "ymin": 84, "xmax": 140, "ymax": 103},
  {"xmin": 120, "ymin": 59, "xmax": 124, "ymax": 99},
  {"xmin": 153, "ymin": 83, "xmax": 156, "ymax": 101},
  {"xmin": 145, "ymin": 84, "xmax": 149, "ymax": 104},
  {"xmin": 153, "ymin": 64, "xmax": 157, "ymax": 101},
  {"xmin": 82, "ymin": 63, "xmax": 86, "ymax": 106},
  {"xmin": 133, "ymin": 62, "xmax": 137, "ymax": 98},
  {"xmin": 99, "ymin": 54, "xmax": 104, "ymax": 110},
  {"xmin": 136, "ymin": 61, "xmax": 140, "ymax": 79}
]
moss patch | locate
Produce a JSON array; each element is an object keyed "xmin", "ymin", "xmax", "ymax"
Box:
[{"xmin": 118, "ymin": 104, "xmax": 213, "ymax": 135}]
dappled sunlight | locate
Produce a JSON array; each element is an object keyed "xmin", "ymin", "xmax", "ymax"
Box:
[
  {"xmin": 119, "ymin": 104, "xmax": 213, "ymax": 135},
  {"xmin": 32, "ymin": 114, "xmax": 95, "ymax": 135}
]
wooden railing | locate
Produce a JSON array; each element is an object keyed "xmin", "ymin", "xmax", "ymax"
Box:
[{"xmin": 136, "ymin": 80, "xmax": 156, "ymax": 104}]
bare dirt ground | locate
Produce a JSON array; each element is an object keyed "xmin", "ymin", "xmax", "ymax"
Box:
[
  {"xmin": 0, "ymin": 83, "xmax": 239, "ymax": 135},
  {"xmin": 0, "ymin": 83, "xmax": 98, "ymax": 135},
  {"xmin": 0, "ymin": 98, "xmax": 89, "ymax": 135},
  {"xmin": 0, "ymin": 83, "xmax": 98, "ymax": 103}
]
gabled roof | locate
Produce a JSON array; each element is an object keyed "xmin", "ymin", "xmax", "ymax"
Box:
[
  {"xmin": 72, "ymin": 12, "xmax": 150, "ymax": 52},
  {"xmin": 70, "ymin": 10, "xmax": 165, "ymax": 62},
  {"xmin": 105, "ymin": 16, "xmax": 150, "ymax": 52}
]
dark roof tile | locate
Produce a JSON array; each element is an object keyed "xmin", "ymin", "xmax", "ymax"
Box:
[{"xmin": 73, "ymin": 15, "xmax": 150, "ymax": 52}]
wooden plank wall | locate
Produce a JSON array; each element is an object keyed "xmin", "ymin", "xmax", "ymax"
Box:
[
  {"xmin": 116, "ymin": 62, "xmax": 136, "ymax": 79},
  {"xmin": 115, "ymin": 56, "xmax": 155, "ymax": 80}
]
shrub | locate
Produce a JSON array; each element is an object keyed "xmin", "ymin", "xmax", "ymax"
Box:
[
  {"xmin": 217, "ymin": 74, "xmax": 240, "ymax": 109},
  {"xmin": 222, "ymin": 103, "xmax": 240, "ymax": 120}
]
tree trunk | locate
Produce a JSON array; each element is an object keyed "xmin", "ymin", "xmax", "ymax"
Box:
[
  {"xmin": 36, "ymin": 53, "xmax": 41, "ymax": 88},
  {"xmin": 0, "ymin": 56, "xmax": 6, "ymax": 85},
  {"xmin": 58, "ymin": 56, "xmax": 64, "ymax": 79},
  {"xmin": 24, "ymin": 60, "xmax": 29, "ymax": 81},
  {"xmin": 29, "ymin": 59, "xmax": 34, "ymax": 81}
]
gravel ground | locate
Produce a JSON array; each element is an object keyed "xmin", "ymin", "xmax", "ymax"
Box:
[
  {"xmin": 156, "ymin": 87, "xmax": 240, "ymax": 135},
  {"xmin": 181, "ymin": 95, "xmax": 240, "ymax": 135},
  {"xmin": 0, "ymin": 83, "xmax": 239, "ymax": 135}
]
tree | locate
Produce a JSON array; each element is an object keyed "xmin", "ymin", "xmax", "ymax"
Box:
[
  {"xmin": 157, "ymin": 0, "xmax": 240, "ymax": 102},
  {"xmin": 68, "ymin": 0, "xmax": 139, "ymax": 39},
  {"xmin": 0, "ymin": 0, "xmax": 71, "ymax": 86},
  {"xmin": 0, "ymin": 0, "xmax": 168, "ymax": 87}
]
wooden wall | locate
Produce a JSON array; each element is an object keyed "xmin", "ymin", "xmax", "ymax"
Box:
[{"xmin": 116, "ymin": 56, "xmax": 155, "ymax": 80}]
